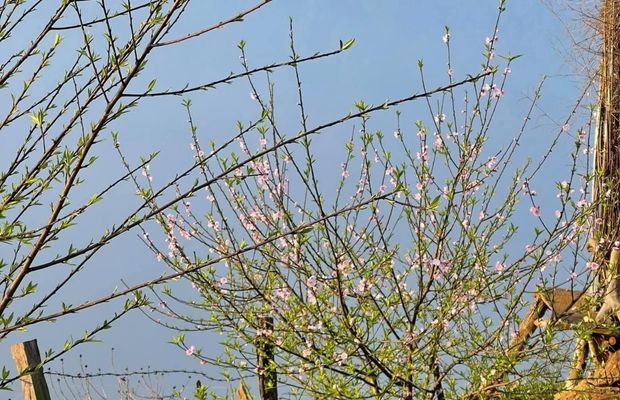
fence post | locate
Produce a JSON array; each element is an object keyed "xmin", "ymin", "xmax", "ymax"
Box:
[
  {"xmin": 237, "ymin": 380, "xmax": 250, "ymax": 400},
  {"xmin": 257, "ymin": 315, "xmax": 277, "ymax": 400},
  {"xmin": 10, "ymin": 339, "xmax": 51, "ymax": 400}
]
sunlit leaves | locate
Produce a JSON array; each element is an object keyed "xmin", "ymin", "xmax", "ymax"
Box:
[{"xmin": 339, "ymin": 38, "xmax": 355, "ymax": 51}]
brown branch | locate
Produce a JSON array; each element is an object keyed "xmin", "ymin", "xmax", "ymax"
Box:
[
  {"xmin": 51, "ymin": 2, "xmax": 151, "ymax": 30},
  {"xmin": 0, "ymin": 0, "xmax": 184, "ymax": 318},
  {"xmin": 28, "ymin": 72, "xmax": 488, "ymax": 277},
  {"xmin": 0, "ymin": 3, "xmax": 70, "ymax": 87},
  {"xmin": 0, "ymin": 193, "xmax": 392, "ymax": 334},
  {"xmin": 123, "ymin": 48, "xmax": 343, "ymax": 98},
  {"xmin": 154, "ymin": 0, "xmax": 272, "ymax": 47}
]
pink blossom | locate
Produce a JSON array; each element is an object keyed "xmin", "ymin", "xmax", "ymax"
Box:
[
  {"xmin": 307, "ymin": 289, "xmax": 316, "ymax": 305},
  {"xmin": 495, "ymin": 261, "xmax": 505, "ymax": 273},
  {"xmin": 416, "ymin": 146, "xmax": 428, "ymax": 162},
  {"xmin": 186, "ymin": 346, "xmax": 195, "ymax": 356},
  {"xmin": 354, "ymin": 278, "xmax": 368, "ymax": 295},
  {"xmin": 307, "ymin": 275, "xmax": 317, "ymax": 288},
  {"xmin": 276, "ymin": 287, "xmax": 291, "ymax": 301},
  {"xmin": 179, "ymin": 227, "xmax": 191, "ymax": 240},
  {"xmin": 333, "ymin": 351, "xmax": 348, "ymax": 364},
  {"xmin": 141, "ymin": 165, "xmax": 152, "ymax": 181},
  {"xmin": 529, "ymin": 206, "xmax": 540, "ymax": 217},
  {"xmin": 587, "ymin": 261, "xmax": 600, "ymax": 271},
  {"xmin": 491, "ymin": 87, "xmax": 504, "ymax": 98},
  {"xmin": 561, "ymin": 123, "xmax": 570, "ymax": 133},
  {"xmin": 578, "ymin": 130, "xmax": 586, "ymax": 142},
  {"xmin": 486, "ymin": 156, "xmax": 497, "ymax": 169},
  {"xmin": 480, "ymin": 83, "xmax": 491, "ymax": 96},
  {"xmin": 434, "ymin": 135, "xmax": 443, "ymax": 149}
]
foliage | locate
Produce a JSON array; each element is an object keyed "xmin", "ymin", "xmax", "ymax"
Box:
[
  {"xmin": 0, "ymin": 0, "xmax": 599, "ymax": 398},
  {"xmin": 130, "ymin": 4, "xmax": 598, "ymax": 400}
]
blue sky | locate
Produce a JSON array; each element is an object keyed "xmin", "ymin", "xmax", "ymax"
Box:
[{"xmin": 1, "ymin": 1, "xmax": 594, "ymax": 398}]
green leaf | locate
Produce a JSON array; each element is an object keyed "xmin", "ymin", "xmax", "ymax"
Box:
[
  {"xmin": 500, "ymin": 52, "xmax": 522, "ymax": 62},
  {"xmin": 354, "ymin": 100, "xmax": 368, "ymax": 111},
  {"xmin": 340, "ymin": 38, "xmax": 355, "ymax": 51},
  {"xmin": 147, "ymin": 79, "xmax": 156, "ymax": 91},
  {"xmin": 30, "ymin": 113, "xmax": 42, "ymax": 127},
  {"xmin": 429, "ymin": 195, "xmax": 441, "ymax": 210},
  {"xmin": 171, "ymin": 333, "xmax": 186, "ymax": 345},
  {"xmin": 88, "ymin": 194, "xmax": 102, "ymax": 205},
  {"xmin": 298, "ymin": 227, "xmax": 313, "ymax": 235}
]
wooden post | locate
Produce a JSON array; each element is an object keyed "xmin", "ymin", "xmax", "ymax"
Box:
[
  {"xmin": 257, "ymin": 315, "xmax": 277, "ymax": 400},
  {"xmin": 566, "ymin": 339, "xmax": 589, "ymax": 389},
  {"xmin": 10, "ymin": 339, "xmax": 51, "ymax": 400},
  {"xmin": 237, "ymin": 379, "xmax": 250, "ymax": 400},
  {"xmin": 507, "ymin": 295, "xmax": 548, "ymax": 355}
]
